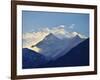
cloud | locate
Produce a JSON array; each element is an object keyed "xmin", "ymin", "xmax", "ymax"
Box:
[
  {"xmin": 51, "ymin": 25, "xmax": 66, "ymax": 34},
  {"xmin": 58, "ymin": 25, "xmax": 65, "ymax": 28},
  {"xmin": 39, "ymin": 25, "xmax": 66, "ymax": 35},
  {"xmin": 23, "ymin": 25, "xmax": 87, "ymax": 49},
  {"xmin": 23, "ymin": 32, "xmax": 49, "ymax": 48},
  {"xmin": 68, "ymin": 24, "xmax": 75, "ymax": 29}
]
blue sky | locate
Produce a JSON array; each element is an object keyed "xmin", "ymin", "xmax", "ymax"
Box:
[{"xmin": 22, "ymin": 11, "xmax": 89, "ymax": 37}]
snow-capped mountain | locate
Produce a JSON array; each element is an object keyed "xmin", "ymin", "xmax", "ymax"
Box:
[
  {"xmin": 22, "ymin": 25, "xmax": 89, "ymax": 69},
  {"xmin": 31, "ymin": 32, "xmax": 86, "ymax": 60}
]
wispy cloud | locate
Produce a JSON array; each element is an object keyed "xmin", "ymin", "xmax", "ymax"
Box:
[{"xmin": 68, "ymin": 24, "xmax": 75, "ymax": 29}]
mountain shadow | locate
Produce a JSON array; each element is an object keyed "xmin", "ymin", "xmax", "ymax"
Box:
[
  {"xmin": 22, "ymin": 48, "xmax": 47, "ymax": 69},
  {"xmin": 39, "ymin": 38, "xmax": 89, "ymax": 68}
]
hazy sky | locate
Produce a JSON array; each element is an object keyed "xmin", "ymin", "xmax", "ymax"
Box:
[{"xmin": 22, "ymin": 10, "xmax": 89, "ymax": 37}]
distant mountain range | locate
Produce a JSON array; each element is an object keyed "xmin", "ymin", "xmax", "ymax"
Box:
[
  {"xmin": 22, "ymin": 35, "xmax": 89, "ymax": 69},
  {"xmin": 31, "ymin": 33, "xmax": 85, "ymax": 60}
]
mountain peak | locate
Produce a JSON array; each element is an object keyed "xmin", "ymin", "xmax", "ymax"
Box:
[
  {"xmin": 45, "ymin": 33, "xmax": 55, "ymax": 37},
  {"xmin": 34, "ymin": 33, "xmax": 62, "ymax": 48},
  {"xmin": 74, "ymin": 34, "xmax": 81, "ymax": 39},
  {"xmin": 72, "ymin": 32, "xmax": 87, "ymax": 39},
  {"xmin": 44, "ymin": 33, "xmax": 61, "ymax": 41}
]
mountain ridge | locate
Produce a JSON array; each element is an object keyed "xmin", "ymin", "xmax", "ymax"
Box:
[
  {"xmin": 22, "ymin": 38, "xmax": 89, "ymax": 69},
  {"xmin": 31, "ymin": 32, "xmax": 85, "ymax": 60},
  {"xmin": 22, "ymin": 48, "xmax": 48, "ymax": 69},
  {"xmin": 38, "ymin": 38, "xmax": 89, "ymax": 68}
]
